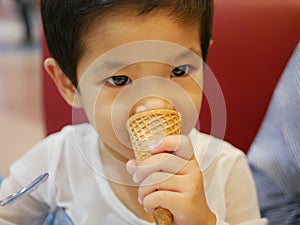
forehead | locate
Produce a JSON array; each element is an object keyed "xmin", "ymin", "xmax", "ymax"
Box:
[{"xmin": 77, "ymin": 13, "xmax": 201, "ymax": 76}]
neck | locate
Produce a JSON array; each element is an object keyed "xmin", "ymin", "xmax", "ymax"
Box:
[
  {"xmin": 99, "ymin": 141, "xmax": 154, "ymax": 222},
  {"xmin": 99, "ymin": 141, "xmax": 134, "ymax": 185}
]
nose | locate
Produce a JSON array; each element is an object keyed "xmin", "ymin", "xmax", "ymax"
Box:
[{"xmin": 130, "ymin": 97, "xmax": 175, "ymax": 116}]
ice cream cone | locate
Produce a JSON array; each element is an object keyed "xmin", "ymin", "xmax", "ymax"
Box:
[{"xmin": 126, "ymin": 109, "xmax": 181, "ymax": 225}]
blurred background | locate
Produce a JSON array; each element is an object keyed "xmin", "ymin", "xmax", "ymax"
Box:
[{"xmin": 0, "ymin": 0, "xmax": 45, "ymax": 176}]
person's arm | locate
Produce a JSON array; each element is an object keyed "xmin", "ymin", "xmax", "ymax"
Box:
[
  {"xmin": 224, "ymin": 155, "xmax": 268, "ymax": 225},
  {"xmin": 0, "ymin": 174, "xmax": 50, "ymax": 225},
  {"xmin": 250, "ymin": 164, "xmax": 300, "ymax": 225}
]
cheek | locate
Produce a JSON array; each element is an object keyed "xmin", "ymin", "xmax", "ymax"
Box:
[
  {"xmin": 191, "ymin": 86, "xmax": 202, "ymax": 112},
  {"xmin": 93, "ymin": 89, "xmax": 117, "ymax": 131},
  {"xmin": 175, "ymin": 78, "xmax": 203, "ymax": 113},
  {"xmin": 93, "ymin": 89, "xmax": 133, "ymax": 152},
  {"xmin": 94, "ymin": 93, "xmax": 112, "ymax": 129}
]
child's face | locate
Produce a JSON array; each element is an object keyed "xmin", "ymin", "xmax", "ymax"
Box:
[{"xmin": 75, "ymin": 13, "xmax": 203, "ymax": 161}]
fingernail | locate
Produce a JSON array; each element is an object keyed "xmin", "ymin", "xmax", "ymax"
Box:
[
  {"xmin": 133, "ymin": 173, "xmax": 138, "ymax": 183},
  {"xmin": 126, "ymin": 160, "xmax": 137, "ymax": 174},
  {"xmin": 125, "ymin": 163, "xmax": 131, "ymax": 173}
]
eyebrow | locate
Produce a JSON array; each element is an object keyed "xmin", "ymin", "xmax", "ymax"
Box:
[
  {"xmin": 172, "ymin": 47, "xmax": 202, "ymax": 62},
  {"xmin": 96, "ymin": 47, "xmax": 202, "ymax": 71},
  {"xmin": 101, "ymin": 61, "xmax": 126, "ymax": 71}
]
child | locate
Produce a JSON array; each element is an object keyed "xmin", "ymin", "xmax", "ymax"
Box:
[{"xmin": 0, "ymin": 0, "xmax": 267, "ymax": 224}]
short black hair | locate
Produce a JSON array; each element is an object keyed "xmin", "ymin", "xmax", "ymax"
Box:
[{"xmin": 41, "ymin": 0, "xmax": 214, "ymax": 87}]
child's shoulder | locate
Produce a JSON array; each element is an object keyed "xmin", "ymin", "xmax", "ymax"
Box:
[
  {"xmin": 10, "ymin": 123, "xmax": 98, "ymax": 186},
  {"xmin": 42, "ymin": 123, "xmax": 97, "ymax": 147},
  {"xmin": 189, "ymin": 129, "xmax": 246, "ymax": 171},
  {"xmin": 48, "ymin": 123, "xmax": 96, "ymax": 139},
  {"xmin": 14, "ymin": 123, "xmax": 97, "ymax": 165}
]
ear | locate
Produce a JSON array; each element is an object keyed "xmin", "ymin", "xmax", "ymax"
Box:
[
  {"xmin": 44, "ymin": 58, "xmax": 82, "ymax": 108},
  {"xmin": 209, "ymin": 39, "xmax": 213, "ymax": 47}
]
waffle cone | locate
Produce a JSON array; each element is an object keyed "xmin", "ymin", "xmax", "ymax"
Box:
[{"xmin": 126, "ymin": 109, "xmax": 181, "ymax": 225}]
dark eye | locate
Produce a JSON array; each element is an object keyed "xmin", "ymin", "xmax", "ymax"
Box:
[
  {"xmin": 171, "ymin": 65, "xmax": 191, "ymax": 77},
  {"xmin": 106, "ymin": 75, "xmax": 132, "ymax": 87}
]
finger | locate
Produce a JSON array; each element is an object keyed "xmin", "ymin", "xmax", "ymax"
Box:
[
  {"xmin": 150, "ymin": 135, "xmax": 194, "ymax": 160},
  {"xmin": 142, "ymin": 190, "xmax": 202, "ymax": 221},
  {"xmin": 138, "ymin": 168, "xmax": 203, "ymax": 200},
  {"xmin": 142, "ymin": 190, "xmax": 182, "ymax": 214},
  {"xmin": 126, "ymin": 159, "xmax": 138, "ymax": 175},
  {"xmin": 133, "ymin": 153, "xmax": 190, "ymax": 183},
  {"xmin": 143, "ymin": 190, "xmax": 206, "ymax": 225},
  {"xmin": 138, "ymin": 172, "xmax": 187, "ymax": 201}
]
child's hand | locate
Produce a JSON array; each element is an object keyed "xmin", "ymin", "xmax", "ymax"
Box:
[{"xmin": 126, "ymin": 135, "xmax": 216, "ymax": 225}]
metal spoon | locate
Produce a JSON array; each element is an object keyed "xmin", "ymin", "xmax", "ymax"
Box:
[{"xmin": 0, "ymin": 172, "xmax": 49, "ymax": 206}]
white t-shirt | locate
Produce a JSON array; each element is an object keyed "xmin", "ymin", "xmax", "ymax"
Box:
[{"xmin": 0, "ymin": 123, "xmax": 267, "ymax": 225}]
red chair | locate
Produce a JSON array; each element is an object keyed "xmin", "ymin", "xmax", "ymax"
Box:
[
  {"xmin": 200, "ymin": 0, "xmax": 300, "ymax": 151},
  {"xmin": 42, "ymin": 0, "xmax": 300, "ymax": 152}
]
